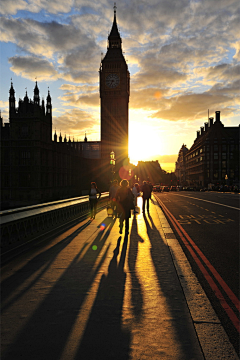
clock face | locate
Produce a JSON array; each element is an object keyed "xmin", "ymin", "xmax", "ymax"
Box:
[{"xmin": 106, "ymin": 73, "xmax": 120, "ymax": 88}]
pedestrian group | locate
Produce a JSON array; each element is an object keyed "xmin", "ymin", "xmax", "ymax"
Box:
[{"xmin": 89, "ymin": 179, "xmax": 153, "ymax": 235}]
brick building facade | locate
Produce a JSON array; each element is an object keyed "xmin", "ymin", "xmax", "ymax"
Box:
[{"xmin": 175, "ymin": 111, "xmax": 239, "ymax": 188}]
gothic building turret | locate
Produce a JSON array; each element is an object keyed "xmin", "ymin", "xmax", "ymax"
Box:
[
  {"xmin": 46, "ymin": 90, "xmax": 52, "ymax": 116},
  {"xmin": 34, "ymin": 81, "xmax": 40, "ymax": 105},
  {"xmin": 9, "ymin": 82, "xmax": 16, "ymax": 114}
]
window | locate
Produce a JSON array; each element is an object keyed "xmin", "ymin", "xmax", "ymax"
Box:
[
  {"xmin": 21, "ymin": 151, "xmax": 30, "ymax": 165},
  {"xmin": 222, "ymin": 161, "xmax": 226, "ymax": 168},
  {"xmin": 4, "ymin": 173, "xmax": 9, "ymax": 187},
  {"xmin": 214, "ymin": 172, "xmax": 218, "ymax": 179},
  {"xmin": 214, "ymin": 144, "xmax": 218, "ymax": 151},
  {"xmin": 214, "ymin": 153, "xmax": 218, "ymax": 160},
  {"xmin": 19, "ymin": 173, "xmax": 31, "ymax": 187},
  {"xmin": 222, "ymin": 153, "xmax": 226, "ymax": 160},
  {"xmin": 21, "ymin": 126, "xmax": 29, "ymax": 138},
  {"xmin": 222, "ymin": 144, "xmax": 226, "ymax": 151}
]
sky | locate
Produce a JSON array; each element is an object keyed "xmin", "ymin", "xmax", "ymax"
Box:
[{"xmin": 0, "ymin": 0, "xmax": 239, "ymax": 171}]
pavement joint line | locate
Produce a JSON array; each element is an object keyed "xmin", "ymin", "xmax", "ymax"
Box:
[{"xmin": 154, "ymin": 197, "xmax": 239, "ymax": 360}]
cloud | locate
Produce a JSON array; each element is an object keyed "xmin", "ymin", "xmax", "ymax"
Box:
[
  {"xmin": 0, "ymin": 0, "xmax": 27, "ymax": 15},
  {"xmin": 59, "ymin": 84, "xmax": 99, "ymax": 107},
  {"xmin": 203, "ymin": 63, "xmax": 240, "ymax": 83},
  {"xmin": 0, "ymin": 0, "xmax": 74, "ymax": 15},
  {"xmin": 130, "ymin": 88, "xmax": 168, "ymax": 110},
  {"xmin": 232, "ymin": 41, "xmax": 240, "ymax": 61},
  {"xmin": 0, "ymin": 17, "xmax": 99, "ymax": 57},
  {"xmin": 0, "ymin": 17, "xmax": 101, "ymax": 83},
  {"xmin": 209, "ymin": 80, "xmax": 240, "ymax": 98},
  {"xmin": 1, "ymin": 0, "xmax": 239, "ymax": 134},
  {"xmin": 151, "ymin": 92, "xmax": 234, "ymax": 121},
  {"xmin": 60, "ymin": 84, "xmax": 98, "ymax": 94},
  {"xmin": 61, "ymin": 92, "xmax": 100, "ymax": 108},
  {"xmin": 9, "ymin": 56, "xmax": 58, "ymax": 81},
  {"xmin": 53, "ymin": 108, "xmax": 99, "ymax": 139}
]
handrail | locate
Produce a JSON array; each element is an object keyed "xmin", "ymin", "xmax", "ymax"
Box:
[
  {"xmin": 0, "ymin": 193, "xmax": 110, "ymax": 254},
  {"xmin": 0, "ymin": 193, "xmax": 109, "ymax": 225}
]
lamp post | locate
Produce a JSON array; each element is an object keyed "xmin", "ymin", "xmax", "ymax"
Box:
[
  {"xmin": 225, "ymin": 174, "xmax": 228, "ymax": 187},
  {"xmin": 128, "ymin": 168, "xmax": 132, "ymax": 186},
  {"xmin": 110, "ymin": 151, "xmax": 115, "ymax": 183}
]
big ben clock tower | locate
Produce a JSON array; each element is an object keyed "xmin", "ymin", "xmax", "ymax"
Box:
[{"xmin": 100, "ymin": 5, "xmax": 130, "ymax": 168}]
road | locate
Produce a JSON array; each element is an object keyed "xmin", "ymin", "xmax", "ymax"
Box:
[{"xmin": 154, "ymin": 190, "xmax": 240, "ymax": 353}]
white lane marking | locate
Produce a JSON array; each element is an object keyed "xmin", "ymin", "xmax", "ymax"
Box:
[{"xmin": 173, "ymin": 194, "xmax": 240, "ymax": 211}]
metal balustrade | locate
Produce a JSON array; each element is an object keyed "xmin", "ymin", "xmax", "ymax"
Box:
[{"xmin": 0, "ymin": 193, "xmax": 109, "ymax": 254}]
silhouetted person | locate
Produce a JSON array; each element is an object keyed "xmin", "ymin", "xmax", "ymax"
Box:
[
  {"xmin": 141, "ymin": 181, "xmax": 151, "ymax": 213},
  {"xmin": 147, "ymin": 181, "xmax": 153, "ymax": 197},
  {"xmin": 116, "ymin": 179, "xmax": 134, "ymax": 234},
  {"xmin": 89, "ymin": 182, "xmax": 101, "ymax": 219},
  {"xmin": 132, "ymin": 183, "xmax": 140, "ymax": 213},
  {"xmin": 109, "ymin": 180, "xmax": 120, "ymax": 217}
]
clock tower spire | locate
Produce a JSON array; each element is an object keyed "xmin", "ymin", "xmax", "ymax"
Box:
[{"xmin": 100, "ymin": 5, "xmax": 130, "ymax": 168}]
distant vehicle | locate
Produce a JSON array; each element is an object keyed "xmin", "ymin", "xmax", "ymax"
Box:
[
  {"xmin": 162, "ymin": 186, "xmax": 169, "ymax": 192},
  {"xmin": 170, "ymin": 186, "xmax": 177, "ymax": 191},
  {"xmin": 155, "ymin": 184, "xmax": 161, "ymax": 192}
]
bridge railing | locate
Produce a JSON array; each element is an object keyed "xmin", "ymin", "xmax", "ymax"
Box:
[{"xmin": 0, "ymin": 193, "xmax": 109, "ymax": 254}]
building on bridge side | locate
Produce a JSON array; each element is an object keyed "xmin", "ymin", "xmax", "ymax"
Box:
[
  {"xmin": 1, "ymin": 8, "xmax": 130, "ymax": 209},
  {"xmin": 1, "ymin": 82, "xmax": 103, "ymax": 209},
  {"xmin": 175, "ymin": 111, "xmax": 239, "ymax": 188}
]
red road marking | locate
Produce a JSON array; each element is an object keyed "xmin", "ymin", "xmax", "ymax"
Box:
[{"xmin": 155, "ymin": 195, "xmax": 240, "ymax": 333}]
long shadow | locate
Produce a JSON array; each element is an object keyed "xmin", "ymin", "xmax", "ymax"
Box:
[
  {"xmin": 1, "ymin": 219, "xmax": 93, "ymax": 311},
  {"xmin": 128, "ymin": 215, "xmax": 144, "ymax": 322},
  {"xmin": 143, "ymin": 212, "xmax": 202, "ymax": 359},
  {"xmin": 1, "ymin": 218, "xmax": 115, "ymax": 360},
  {"xmin": 75, "ymin": 235, "xmax": 131, "ymax": 360}
]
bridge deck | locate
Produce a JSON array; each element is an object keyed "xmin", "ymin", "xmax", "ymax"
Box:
[{"xmin": 1, "ymin": 197, "xmax": 233, "ymax": 359}]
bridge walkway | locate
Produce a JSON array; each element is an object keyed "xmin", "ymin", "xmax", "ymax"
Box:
[{"xmin": 1, "ymin": 197, "xmax": 236, "ymax": 359}]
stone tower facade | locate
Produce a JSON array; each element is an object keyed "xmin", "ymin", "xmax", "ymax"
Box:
[{"xmin": 99, "ymin": 6, "xmax": 130, "ymax": 167}]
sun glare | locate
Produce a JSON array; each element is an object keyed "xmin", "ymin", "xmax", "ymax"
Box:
[{"xmin": 129, "ymin": 122, "xmax": 164, "ymax": 164}]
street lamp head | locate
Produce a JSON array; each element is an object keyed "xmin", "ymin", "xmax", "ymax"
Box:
[{"xmin": 110, "ymin": 151, "xmax": 115, "ymax": 160}]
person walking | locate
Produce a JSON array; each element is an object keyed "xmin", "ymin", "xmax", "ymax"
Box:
[
  {"xmin": 141, "ymin": 181, "xmax": 151, "ymax": 213},
  {"xmin": 116, "ymin": 179, "xmax": 134, "ymax": 234},
  {"xmin": 109, "ymin": 180, "xmax": 120, "ymax": 217},
  {"xmin": 132, "ymin": 183, "xmax": 140, "ymax": 213},
  {"xmin": 89, "ymin": 182, "xmax": 101, "ymax": 219}
]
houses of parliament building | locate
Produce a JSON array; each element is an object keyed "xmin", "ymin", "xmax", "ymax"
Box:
[{"xmin": 1, "ymin": 8, "xmax": 130, "ymax": 209}]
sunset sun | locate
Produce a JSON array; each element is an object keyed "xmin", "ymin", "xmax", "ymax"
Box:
[{"xmin": 129, "ymin": 122, "xmax": 164, "ymax": 165}]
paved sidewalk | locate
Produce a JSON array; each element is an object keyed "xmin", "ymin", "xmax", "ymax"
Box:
[{"xmin": 1, "ymin": 198, "xmax": 236, "ymax": 359}]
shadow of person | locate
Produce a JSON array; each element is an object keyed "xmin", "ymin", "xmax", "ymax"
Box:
[
  {"xmin": 97, "ymin": 216, "xmax": 116, "ymax": 229},
  {"xmin": 1, "ymin": 219, "xmax": 114, "ymax": 360},
  {"xmin": 1, "ymin": 219, "xmax": 93, "ymax": 312},
  {"xmin": 128, "ymin": 215, "xmax": 144, "ymax": 322},
  {"xmin": 142, "ymin": 212, "xmax": 202, "ymax": 359},
  {"xmin": 75, "ymin": 236, "xmax": 131, "ymax": 360}
]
